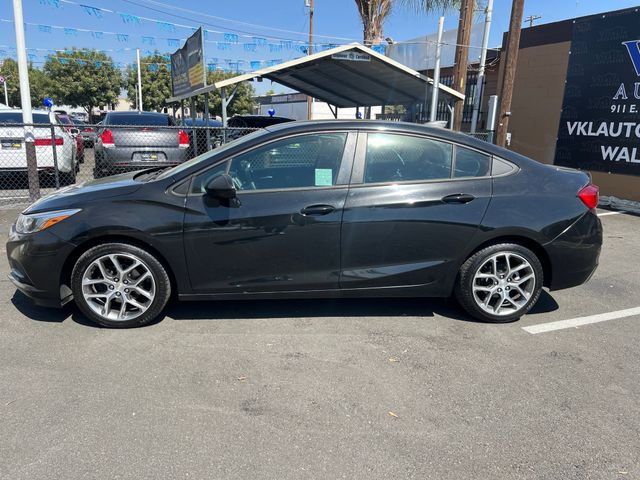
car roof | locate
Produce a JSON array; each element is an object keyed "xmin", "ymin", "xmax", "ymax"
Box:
[{"xmin": 106, "ymin": 111, "xmax": 169, "ymax": 117}]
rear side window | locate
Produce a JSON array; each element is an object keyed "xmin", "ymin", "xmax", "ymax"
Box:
[
  {"xmin": 364, "ymin": 133, "xmax": 453, "ymax": 183},
  {"xmin": 454, "ymin": 147, "xmax": 491, "ymax": 178},
  {"xmin": 106, "ymin": 114, "xmax": 170, "ymax": 126}
]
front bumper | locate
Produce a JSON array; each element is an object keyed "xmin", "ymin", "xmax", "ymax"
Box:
[
  {"xmin": 6, "ymin": 224, "xmax": 76, "ymax": 308},
  {"xmin": 545, "ymin": 211, "xmax": 603, "ymax": 291}
]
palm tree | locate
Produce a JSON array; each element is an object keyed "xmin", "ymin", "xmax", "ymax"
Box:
[{"xmin": 354, "ymin": 0, "xmax": 459, "ymax": 46}]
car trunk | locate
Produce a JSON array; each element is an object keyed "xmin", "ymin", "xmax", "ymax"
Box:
[{"xmin": 109, "ymin": 127, "xmax": 179, "ymax": 148}]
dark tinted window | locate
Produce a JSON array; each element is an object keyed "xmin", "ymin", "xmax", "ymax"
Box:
[
  {"xmin": 0, "ymin": 112, "xmax": 51, "ymax": 124},
  {"xmin": 454, "ymin": 147, "xmax": 491, "ymax": 178},
  {"xmin": 191, "ymin": 162, "xmax": 229, "ymax": 194},
  {"xmin": 228, "ymin": 133, "xmax": 347, "ymax": 191},
  {"xmin": 57, "ymin": 115, "xmax": 73, "ymax": 125},
  {"xmin": 364, "ymin": 133, "xmax": 453, "ymax": 183},
  {"xmin": 106, "ymin": 113, "xmax": 171, "ymax": 126}
]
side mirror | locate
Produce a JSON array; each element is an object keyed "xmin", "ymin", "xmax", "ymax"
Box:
[
  {"xmin": 205, "ymin": 173, "xmax": 236, "ymax": 200},
  {"xmin": 70, "ymin": 128, "xmax": 80, "ymax": 135}
]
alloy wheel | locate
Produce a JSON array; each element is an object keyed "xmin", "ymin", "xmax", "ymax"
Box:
[
  {"xmin": 81, "ymin": 253, "xmax": 156, "ymax": 321},
  {"xmin": 471, "ymin": 252, "xmax": 536, "ymax": 316}
]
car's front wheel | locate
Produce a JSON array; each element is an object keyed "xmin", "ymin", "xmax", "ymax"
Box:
[
  {"xmin": 71, "ymin": 243, "xmax": 171, "ymax": 328},
  {"xmin": 455, "ymin": 243, "xmax": 543, "ymax": 323}
]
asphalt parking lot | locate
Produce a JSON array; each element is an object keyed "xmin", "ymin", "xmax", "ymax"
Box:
[{"xmin": 0, "ymin": 207, "xmax": 638, "ymax": 480}]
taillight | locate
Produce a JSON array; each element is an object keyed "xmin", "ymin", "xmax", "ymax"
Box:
[
  {"xmin": 85, "ymin": 127, "xmax": 94, "ymax": 132},
  {"xmin": 101, "ymin": 129, "xmax": 115, "ymax": 148},
  {"xmin": 34, "ymin": 137, "xmax": 63, "ymax": 146},
  {"xmin": 178, "ymin": 129, "xmax": 189, "ymax": 148},
  {"xmin": 578, "ymin": 184, "xmax": 599, "ymax": 210}
]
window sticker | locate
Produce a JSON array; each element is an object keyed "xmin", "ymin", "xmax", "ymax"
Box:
[{"xmin": 315, "ymin": 168, "xmax": 333, "ymax": 186}]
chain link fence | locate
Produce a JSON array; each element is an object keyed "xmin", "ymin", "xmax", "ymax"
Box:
[{"xmin": 0, "ymin": 122, "xmax": 257, "ymax": 207}]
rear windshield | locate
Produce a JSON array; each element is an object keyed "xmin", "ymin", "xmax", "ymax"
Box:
[
  {"xmin": 106, "ymin": 114, "xmax": 171, "ymax": 126},
  {"xmin": 57, "ymin": 115, "xmax": 73, "ymax": 125},
  {"xmin": 0, "ymin": 112, "xmax": 51, "ymax": 124}
]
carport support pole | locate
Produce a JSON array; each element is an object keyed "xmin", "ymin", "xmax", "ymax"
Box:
[
  {"xmin": 204, "ymin": 92, "xmax": 211, "ymax": 151},
  {"xmin": 180, "ymin": 100, "xmax": 185, "ymax": 123},
  {"xmin": 221, "ymin": 87, "xmax": 227, "ymax": 143},
  {"xmin": 49, "ymin": 125, "xmax": 60, "ymax": 189},
  {"xmin": 429, "ymin": 16, "xmax": 445, "ymax": 123},
  {"xmin": 12, "ymin": 0, "xmax": 39, "ymax": 201}
]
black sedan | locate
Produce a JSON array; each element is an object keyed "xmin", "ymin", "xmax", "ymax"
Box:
[{"xmin": 7, "ymin": 121, "xmax": 602, "ymax": 328}]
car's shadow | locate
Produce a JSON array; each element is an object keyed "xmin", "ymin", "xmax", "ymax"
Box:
[{"xmin": 11, "ymin": 289, "xmax": 560, "ymax": 328}]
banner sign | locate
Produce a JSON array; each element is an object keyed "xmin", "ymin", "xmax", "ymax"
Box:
[
  {"xmin": 331, "ymin": 51, "xmax": 371, "ymax": 62},
  {"xmin": 555, "ymin": 9, "xmax": 640, "ymax": 176},
  {"xmin": 170, "ymin": 27, "xmax": 205, "ymax": 97}
]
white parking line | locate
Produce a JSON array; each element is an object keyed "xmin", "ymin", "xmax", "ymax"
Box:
[
  {"xmin": 522, "ymin": 307, "xmax": 640, "ymax": 334},
  {"xmin": 597, "ymin": 211, "xmax": 626, "ymax": 217}
]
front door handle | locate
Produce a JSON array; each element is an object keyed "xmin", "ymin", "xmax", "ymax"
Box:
[
  {"xmin": 300, "ymin": 204, "xmax": 336, "ymax": 216},
  {"xmin": 442, "ymin": 193, "xmax": 476, "ymax": 204}
]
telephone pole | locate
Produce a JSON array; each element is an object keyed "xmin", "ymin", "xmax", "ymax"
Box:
[
  {"xmin": 524, "ymin": 14, "xmax": 541, "ymax": 27},
  {"xmin": 496, "ymin": 0, "xmax": 525, "ymax": 147},
  {"xmin": 306, "ymin": 0, "xmax": 314, "ymax": 120},
  {"xmin": 451, "ymin": 0, "xmax": 475, "ymax": 131}
]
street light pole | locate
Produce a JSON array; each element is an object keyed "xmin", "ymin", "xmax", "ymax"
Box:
[
  {"xmin": 470, "ymin": 0, "xmax": 493, "ymax": 133},
  {"xmin": 306, "ymin": 0, "xmax": 314, "ymax": 120},
  {"xmin": 429, "ymin": 16, "xmax": 445, "ymax": 123},
  {"xmin": 136, "ymin": 48, "xmax": 143, "ymax": 111},
  {"xmin": 12, "ymin": 0, "xmax": 39, "ymax": 200}
]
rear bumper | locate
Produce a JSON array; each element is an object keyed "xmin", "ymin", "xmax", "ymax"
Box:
[
  {"xmin": 99, "ymin": 147, "xmax": 189, "ymax": 164},
  {"xmin": 545, "ymin": 211, "xmax": 603, "ymax": 291}
]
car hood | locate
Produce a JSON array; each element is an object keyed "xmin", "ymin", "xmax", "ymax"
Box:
[{"xmin": 24, "ymin": 171, "xmax": 144, "ymax": 214}]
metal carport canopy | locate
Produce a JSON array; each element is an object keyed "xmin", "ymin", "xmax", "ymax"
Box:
[{"xmin": 166, "ymin": 43, "xmax": 464, "ymax": 108}]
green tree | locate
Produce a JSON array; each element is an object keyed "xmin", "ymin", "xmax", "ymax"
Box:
[
  {"xmin": 44, "ymin": 49, "xmax": 121, "ymax": 120},
  {"xmin": 354, "ymin": 0, "xmax": 459, "ymax": 45},
  {"xmin": 126, "ymin": 52, "xmax": 172, "ymax": 111},
  {"xmin": 0, "ymin": 58, "xmax": 52, "ymax": 109}
]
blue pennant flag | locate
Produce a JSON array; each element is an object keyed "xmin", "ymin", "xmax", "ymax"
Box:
[
  {"xmin": 39, "ymin": 0, "xmax": 60, "ymax": 7},
  {"xmin": 64, "ymin": 28, "xmax": 78, "ymax": 36},
  {"xmin": 243, "ymin": 43, "xmax": 257, "ymax": 52},
  {"xmin": 207, "ymin": 63, "xmax": 218, "ymax": 72},
  {"xmin": 38, "ymin": 25, "xmax": 52, "ymax": 33},
  {"xmin": 27, "ymin": 53, "xmax": 36, "ymax": 61},
  {"xmin": 372, "ymin": 44, "xmax": 385, "ymax": 54},
  {"xmin": 144, "ymin": 50, "xmax": 153, "ymax": 56},
  {"xmin": 120, "ymin": 13, "xmax": 141, "ymax": 25},
  {"xmin": 250, "ymin": 61, "xmax": 261, "ymax": 70},
  {"xmin": 268, "ymin": 44, "xmax": 282, "ymax": 53},
  {"xmin": 91, "ymin": 31, "xmax": 104, "ymax": 39},
  {"xmin": 77, "ymin": 59, "xmax": 87, "ymax": 66},
  {"xmin": 142, "ymin": 36, "xmax": 155, "ymax": 45},
  {"xmin": 148, "ymin": 64, "xmax": 158, "ymax": 72},
  {"xmin": 156, "ymin": 21, "xmax": 175, "ymax": 32},
  {"xmin": 280, "ymin": 40, "xmax": 293, "ymax": 50},
  {"xmin": 116, "ymin": 34, "xmax": 129, "ymax": 42},
  {"xmin": 161, "ymin": 54, "xmax": 170, "ymax": 61},
  {"xmin": 59, "ymin": 58, "xmax": 68, "ymax": 64},
  {"xmin": 80, "ymin": 5, "xmax": 102, "ymax": 17},
  {"xmin": 217, "ymin": 42, "xmax": 231, "ymax": 51},
  {"xmin": 253, "ymin": 37, "xmax": 267, "ymax": 46},
  {"xmin": 191, "ymin": 28, "xmax": 209, "ymax": 40},
  {"xmin": 223, "ymin": 33, "xmax": 239, "ymax": 44},
  {"xmin": 167, "ymin": 38, "xmax": 180, "ymax": 47}
]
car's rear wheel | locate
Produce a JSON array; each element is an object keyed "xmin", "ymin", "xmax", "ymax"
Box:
[
  {"xmin": 455, "ymin": 243, "xmax": 543, "ymax": 323},
  {"xmin": 71, "ymin": 243, "xmax": 171, "ymax": 328}
]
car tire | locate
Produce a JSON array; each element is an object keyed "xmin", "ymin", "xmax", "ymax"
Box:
[
  {"xmin": 71, "ymin": 242, "xmax": 171, "ymax": 328},
  {"xmin": 455, "ymin": 243, "xmax": 544, "ymax": 323}
]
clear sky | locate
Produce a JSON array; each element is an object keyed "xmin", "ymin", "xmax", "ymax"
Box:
[{"xmin": 1, "ymin": 0, "xmax": 638, "ymax": 95}]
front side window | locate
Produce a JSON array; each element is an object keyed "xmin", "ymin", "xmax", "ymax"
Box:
[
  {"xmin": 228, "ymin": 133, "xmax": 347, "ymax": 191},
  {"xmin": 364, "ymin": 133, "xmax": 453, "ymax": 184}
]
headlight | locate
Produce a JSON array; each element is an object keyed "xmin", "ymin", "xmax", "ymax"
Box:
[{"xmin": 15, "ymin": 208, "xmax": 81, "ymax": 234}]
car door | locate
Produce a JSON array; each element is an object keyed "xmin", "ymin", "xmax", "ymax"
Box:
[
  {"xmin": 340, "ymin": 131, "xmax": 493, "ymax": 295},
  {"xmin": 183, "ymin": 131, "xmax": 356, "ymax": 294}
]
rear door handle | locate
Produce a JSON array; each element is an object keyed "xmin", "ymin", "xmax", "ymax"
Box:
[
  {"xmin": 442, "ymin": 193, "xmax": 475, "ymax": 204},
  {"xmin": 300, "ymin": 204, "xmax": 336, "ymax": 216}
]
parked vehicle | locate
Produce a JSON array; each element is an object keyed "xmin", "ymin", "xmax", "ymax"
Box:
[
  {"xmin": 56, "ymin": 113, "xmax": 84, "ymax": 163},
  {"xmin": 0, "ymin": 109, "xmax": 77, "ymax": 184},
  {"xmin": 73, "ymin": 120, "xmax": 97, "ymax": 147},
  {"xmin": 7, "ymin": 120, "xmax": 602, "ymax": 328},
  {"xmin": 225, "ymin": 114, "xmax": 294, "ymax": 142},
  {"xmin": 94, "ymin": 111, "xmax": 190, "ymax": 178}
]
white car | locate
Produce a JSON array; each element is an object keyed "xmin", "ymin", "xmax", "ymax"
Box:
[{"xmin": 0, "ymin": 109, "xmax": 77, "ymax": 184}]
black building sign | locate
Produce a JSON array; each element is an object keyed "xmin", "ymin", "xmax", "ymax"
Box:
[
  {"xmin": 555, "ymin": 9, "xmax": 640, "ymax": 176},
  {"xmin": 170, "ymin": 27, "xmax": 206, "ymax": 97}
]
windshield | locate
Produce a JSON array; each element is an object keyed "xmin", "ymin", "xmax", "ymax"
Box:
[
  {"xmin": 156, "ymin": 128, "xmax": 270, "ymax": 180},
  {"xmin": 0, "ymin": 112, "xmax": 51, "ymax": 124}
]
